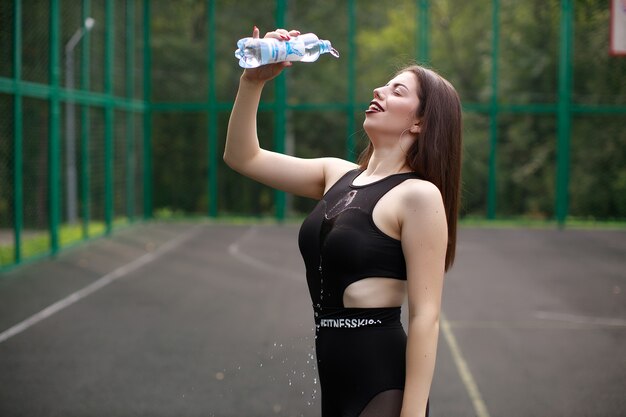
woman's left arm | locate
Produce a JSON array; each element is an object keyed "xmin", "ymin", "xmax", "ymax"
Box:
[{"xmin": 399, "ymin": 181, "xmax": 448, "ymax": 417}]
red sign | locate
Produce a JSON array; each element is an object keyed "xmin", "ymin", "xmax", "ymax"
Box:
[{"xmin": 610, "ymin": 0, "xmax": 626, "ymax": 55}]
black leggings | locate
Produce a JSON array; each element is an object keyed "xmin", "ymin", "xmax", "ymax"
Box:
[{"xmin": 314, "ymin": 307, "xmax": 429, "ymax": 417}]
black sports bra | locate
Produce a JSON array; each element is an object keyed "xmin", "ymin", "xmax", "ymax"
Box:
[{"xmin": 298, "ymin": 169, "xmax": 420, "ymax": 308}]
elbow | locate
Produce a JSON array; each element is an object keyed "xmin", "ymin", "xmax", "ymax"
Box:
[
  {"xmin": 222, "ymin": 131, "xmax": 240, "ymax": 170},
  {"xmin": 222, "ymin": 151, "xmax": 233, "ymax": 168},
  {"xmin": 222, "ymin": 149, "xmax": 241, "ymax": 172},
  {"xmin": 223, "ymin": 150, "xmax": 251, "ymax": 176},
  {"xmin": 407, "ymin": 309, "xmax": 440, "ymax": 328},
  {"xmin": 223, "ymin": 145, "xmax": 260, "ymax": 175},
  {"xmin": 407, "ymin": 315, "xmax": 440, "ymax": 337},
  {"xmin": 223, "ymin": 135, "xmax": 250, "ymax": 172}
]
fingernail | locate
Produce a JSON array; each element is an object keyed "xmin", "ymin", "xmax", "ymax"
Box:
[{"xmin": 253, "ymin": 25, "xmax": 258, "ymax": 31}]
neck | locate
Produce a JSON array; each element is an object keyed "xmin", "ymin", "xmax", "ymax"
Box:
[
  {"xmin": 362, "ymin": 128, "xmax": 416, "ymax": 177},
  {"xmin": 363, "ymin": 148, "xmax": 410, "ymax": 177}
]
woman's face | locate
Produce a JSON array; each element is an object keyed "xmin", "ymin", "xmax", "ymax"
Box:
[{"xmin": 363, "ymin": 71, "xmax": 421, "ymax": 137}]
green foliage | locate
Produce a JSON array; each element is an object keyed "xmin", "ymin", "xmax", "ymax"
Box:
[
  {"xmin": 356, "ymin": 2, "xmax": 418, "ymax": 89},
  {"xmin": 145, "ymin": 0, "xmax": 626, "ymax": 220},
  {"xmin": 2, "ymin": 0, "xmax": 625, "ymax": 239}
]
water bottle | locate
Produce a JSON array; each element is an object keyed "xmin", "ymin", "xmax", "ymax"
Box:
[{"xmin": 235, "ymin": 33, "xmax": 340, "ymax": 68}]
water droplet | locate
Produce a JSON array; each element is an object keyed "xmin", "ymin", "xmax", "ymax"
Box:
[
  {"xmin": 259, "ymin": 363, "xmax": 263, "ymax": 367},
  {"xmin": 288, "ymin": 379, "xmax": 292, "ymax": 386},
  {"xmin": 301, "ymin": 391, "xmax": 305, "ymax": 395},
  {"xmin": 215, "ymin": 372, "xmax": 225, "ymax": 380},
  {"xmin": 313, "ymin": 377, "xmax": 317, "ymax": 384}
]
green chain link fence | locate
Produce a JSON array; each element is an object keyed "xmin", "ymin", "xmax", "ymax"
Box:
[
  {"xmin": 1, "ymin": 0, "xmax": 147, "ymax": 270},
  {"xmin": 1, "ymin": 0, "xmax": 625, "ymax": 271}
]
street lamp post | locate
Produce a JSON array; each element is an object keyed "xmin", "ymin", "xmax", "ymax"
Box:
[{"xmin": 65, "ymin": 17, "xmax": 95, "ymax": 225}]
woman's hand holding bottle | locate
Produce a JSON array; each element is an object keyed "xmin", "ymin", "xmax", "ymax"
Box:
[{"xmin": 241, "ymin": 27, "xmax": 301, "ymax": 84}]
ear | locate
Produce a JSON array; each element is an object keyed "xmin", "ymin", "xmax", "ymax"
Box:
[{"xmin": 409, "ymin": 121, "xmax": 421, "ymax": 134}]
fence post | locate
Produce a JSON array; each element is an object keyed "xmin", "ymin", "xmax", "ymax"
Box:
[
  {"xmin": 81, "ymin": 0, "xmax": 91, "ymax": 237},
  {"xmin": 417, "ymin": 0, "xmax": 430, "ymax": 64},
  {"xmin": 487, "ymin": 0, "xmax": 500, "ymax": 219},
  {"xmin": 49, "ymin": 0, "xmax": 61, "ymax": 254},
  {"xmin": 207, "ymin": 0, "xmax": 218, "ymax": 217},
  {"xmin": 126, "ymin": 0, "xmax": 135, "ymax": 221},
  {"xmin": 346, "ymin": 0, "xmax": 356, "ymax": 162},
  {"xmin": 274, "ymin": 0, "xmax": 287, "ymax": 221},
  {"xmin": 143, "ymin": 0, "xmax": 153, "ymax": 219},
  {"xmin": 556, "ymin": 0, "xmax": 573, "ymax": 227},
  {"xmin": 13, "ymin": 0, "xmax": 23, "ymax": 264},
  {"xmin": 103, "ymin": 0, "xmax": 114, "ymax": 234}
]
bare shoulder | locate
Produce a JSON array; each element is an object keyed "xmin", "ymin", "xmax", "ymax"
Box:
[
  {"xmin": 399, "ymin": 179, "xmax": 444, "ymax": 210},
  {"xmin": 397, "ymin": 179, "xmax": 446, "ymax": 229},
  {"xmin": 322, "ymin": 158, "xmax": 359, "ymax": 192}
]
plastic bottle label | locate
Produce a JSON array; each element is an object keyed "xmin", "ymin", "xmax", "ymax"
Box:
[{"xmin": 264, "ymin": 39, "xmax": 306, "ymax": 63}]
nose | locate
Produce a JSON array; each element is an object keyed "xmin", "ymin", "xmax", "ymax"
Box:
[{"xmin": 373, "ymin": 86, "xmax": 384, "ymax": 100}]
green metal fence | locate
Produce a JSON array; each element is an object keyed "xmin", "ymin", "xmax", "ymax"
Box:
[
  {"xmin": 1, "ymin": 0, "xmax": 148, "ymax": 270},
  {"xmin": 1, "ymin": 0, "xmax": 625, "ymax": 271}
]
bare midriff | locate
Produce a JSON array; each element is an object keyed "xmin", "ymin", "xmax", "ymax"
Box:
[{"xmin": 342, "ymin": 277, "xmax": 407, "ymax": 308}]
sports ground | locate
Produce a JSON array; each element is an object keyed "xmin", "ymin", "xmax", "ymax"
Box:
[{"xmin": 1, "ymin": 222, "xmax": 624, "ymax": 416}]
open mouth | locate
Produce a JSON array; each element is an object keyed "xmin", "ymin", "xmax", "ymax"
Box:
[{"xmin": 365, "ymin": 101, "xmax": 384, "ymax": 114}]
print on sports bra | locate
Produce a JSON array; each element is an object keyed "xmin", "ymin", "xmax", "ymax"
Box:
[{"xmin": 325, "ymin": 189, "xmax": 359, "ymax": 219}]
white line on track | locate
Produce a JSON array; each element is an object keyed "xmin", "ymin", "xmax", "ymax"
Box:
[
  {"xmin": 441, "ymin": 312, "xmax": 491, "ymax": 417},
  {"xmin": 0, "ymin": 225, "xmax": 202, "ymax": 344}
]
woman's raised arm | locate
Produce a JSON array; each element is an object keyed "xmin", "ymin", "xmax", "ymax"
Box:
[{"xmin": 224, "ymin": 27, "xmax": 355, "ymax": 200}]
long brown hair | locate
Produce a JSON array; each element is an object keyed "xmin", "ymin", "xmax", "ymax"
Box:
[{"xmin": 358, "ymin": 65, "xmax": 463, "ymax": 271}]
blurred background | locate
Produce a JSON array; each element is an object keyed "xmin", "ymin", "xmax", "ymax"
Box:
[
  {"xmin": 1, "ymin": 2, "xmax": 625, "ymax": 417},
  {"xmin": 1, "ymin": 0, "xmax": 625, "ymax": 270}
]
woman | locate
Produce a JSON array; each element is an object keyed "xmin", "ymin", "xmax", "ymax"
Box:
[{"xmin": 224, "ymin": 27, "xmax": 462, "ymax": 417}]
